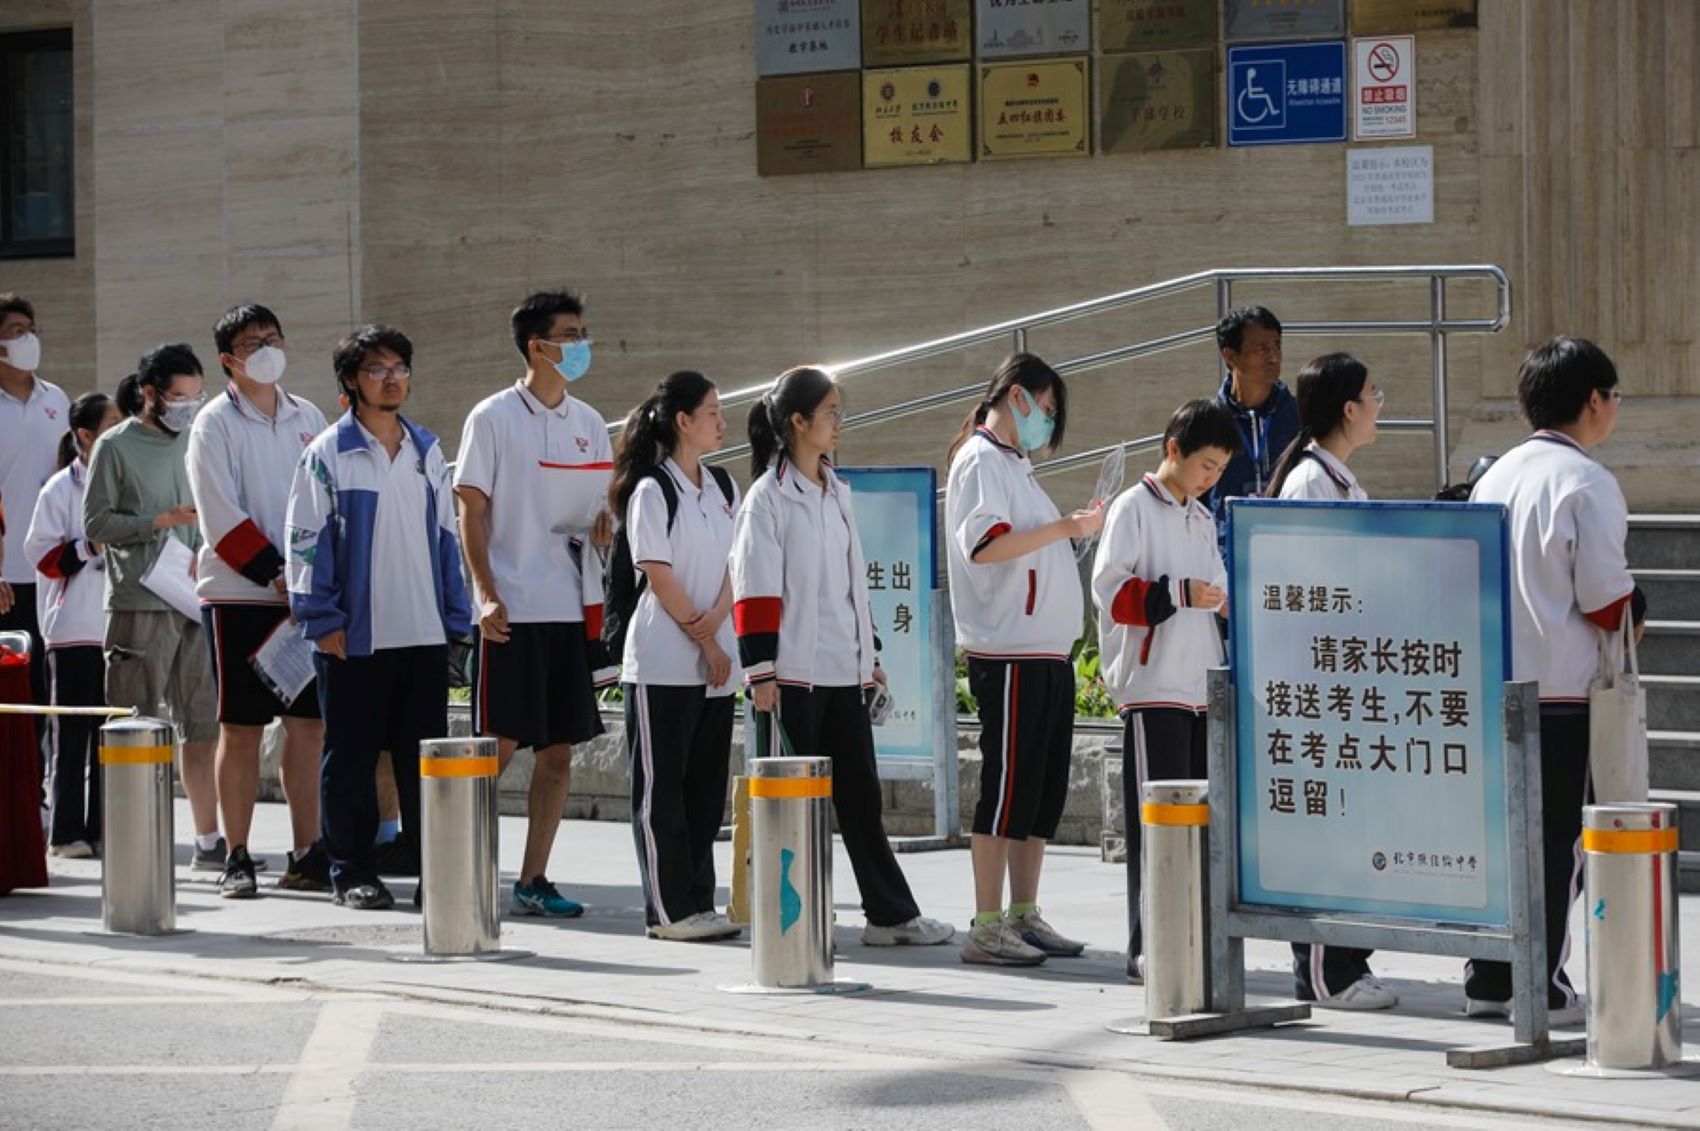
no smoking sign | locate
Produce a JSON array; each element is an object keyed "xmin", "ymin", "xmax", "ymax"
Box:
[{"xmin": 1353, "ymin": 35, "xmax": 1415, "ymax": 140}]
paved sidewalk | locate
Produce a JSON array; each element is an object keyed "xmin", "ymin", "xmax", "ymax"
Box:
[{"xmin": 1, "ymin": 801, "xmax": 1696, "ymax": 1128}]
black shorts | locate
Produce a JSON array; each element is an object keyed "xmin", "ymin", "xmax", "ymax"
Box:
[
  {"xmin": 202, "ymin": 603, "xmax": 321, "ymax": 727},
  {"xmin": 472, "ymin": 621, "xmax": 605, "ymax": 750},
  {"xmin": 968, "ymin": 656, "xmax": 1074, "ymax": 840}
]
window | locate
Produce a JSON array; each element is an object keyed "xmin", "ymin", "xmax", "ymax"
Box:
[{"xmin": 0, "ymin": 29, "xmax": 73, "ymax": 259}]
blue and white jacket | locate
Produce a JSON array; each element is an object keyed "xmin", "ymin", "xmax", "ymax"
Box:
[{"xmin": 284, "ymin": 413, "xmax": 472, "ymax": 657}]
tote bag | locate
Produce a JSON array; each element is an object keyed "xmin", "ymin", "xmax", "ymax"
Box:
[{"xmin": 1589, "ymin": 616, "xmax": 1649, "ymax": 804}]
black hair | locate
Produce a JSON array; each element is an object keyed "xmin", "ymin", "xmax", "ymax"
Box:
[
  {"xmin": 332, "ymin": 324, "xmax": 413, "ymax": 402},
  {"xmin": 510, "ymin": 290, "xmax": 585, "ymax": 361},
  {"xmin": 213, "ymin": 303, "xmax": 283, "ymax": 376},
  {"xmin": 1216, "ymin": 305, "xmax": 1283, "ymax": 353},
  {"xmin": 58, "ymin": 392, "xmax": 114, "ymax": 469},
  {"xmin": 1516, "ymin": 336, "xmax": 1618, "ymax": 431},
  {"xmin": 609, "ymin": 370, "xmax": 717, "ymax": 518},
  {"xmin": 114, "ymin": 372, "xmax": 143, "ymax": 418},
  {"xmin": 947, "ymin": 352, "xmax": 1069, "ymax": 464},
  {"xmin": 136, "ymin": 343, "xmax": 204, "ymax": 397},
  {"xmin": 747, "ymin": 366, "xmax": 837, "ymax": 478},
  {"xmin": 0, "ymin": 293, "xmax": 34, "ymax": 325},
  {"xmin": 1265, "ymin": 353, "xmax": 1370, "ymax": 498},
  {"xmin": 1163, "ymin": 398, "xmax": 1244, "ymax": 461}
]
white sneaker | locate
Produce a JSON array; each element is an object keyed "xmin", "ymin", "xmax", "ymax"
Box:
[
  {"xmin": 647, "ymin": 911, "xmax": 742, "ymax": 942},
  {"xmin": 1008, "ymin": 907, "xmax": 1085, "ymax": 957},
  {"xmin": 1464, "ymin": 996, "xmax": 1584, "ymax": 1026},
  {"xmin": 1314, "ymin": 974, "xmax": 1398, "ymax": 1011},
  {"xmin": 49, "ymin": 840, "xmax": 95, "ymax": 859},
  {"xmin": 960, "ymin": 919, "xmax": 1046, "ymax": 966},
  {"xmin": 1127, "ymin": 955, "xmax": 1146, "ymax": 985},
  {"xmin": 862, "ymin": 915, "xmax": 955, "ymax": 946}
]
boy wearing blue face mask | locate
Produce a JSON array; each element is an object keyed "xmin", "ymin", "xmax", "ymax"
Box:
[
  {"xmin": 945, "ymin": 353, "xmax": 1103, "ymax": 967},
  {"xmin": 454, "ymin": 290, "xmax": 617, "ymax": 919}
]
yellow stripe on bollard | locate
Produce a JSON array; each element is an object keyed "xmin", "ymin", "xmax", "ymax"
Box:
[
  {"xmin": 748, "ymin": 776, "xmax": 832, "ymax": 800},
  {"xmin": 98, "ymin": 744, "xmax": 173, "ymax": 765},
  {"xmin": 1582, "ymin": 827, "xmax": 1679, "ymax": 855},
  {"xmin": 419, "ymin": 755, "xmax": 500, "ymax": 779},
  {"xmin": 1141, "ymin": 802, "xmax": 1209, "ymax": 827}
]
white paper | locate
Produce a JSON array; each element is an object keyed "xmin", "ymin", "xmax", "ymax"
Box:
[
  {"xmin": 140, "ymin": 536, "xmax": 203, "ymax": 622},
  {"xmin": 1347, "ymin": 146, "xmax": 1433, "ymax": 227},
  {"xmin": 541, "ymin": 462, "xmax": 613, "ymax": 534},
  {"xmin": 251, "ymin": 616, "xmax": 315, "ymax": 705}
]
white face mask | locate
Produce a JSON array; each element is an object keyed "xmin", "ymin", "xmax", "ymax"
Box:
[
  {"xmin": 158, "ymin": 394, "xmax": 204, "ymax": 435},
  {"xmin": 241, "ymin": 345, "xmax": 286, "ymax": 385},
  {"xmin": 2, "ymin": 332, "xmax": 41, "ymax": 372}
]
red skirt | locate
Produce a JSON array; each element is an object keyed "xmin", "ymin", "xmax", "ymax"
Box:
[{"xmin": 0, "ymin": 651, "xmax": 48, "ymax": 893}]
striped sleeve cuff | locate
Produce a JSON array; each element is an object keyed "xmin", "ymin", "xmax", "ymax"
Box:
[
  {"xmin": 36, "ymin": 541, "xmax": 87, "ymax": 580},
  {"xmin": 215, "ymin": 519, "xmax": 285, "ymax": 587}
]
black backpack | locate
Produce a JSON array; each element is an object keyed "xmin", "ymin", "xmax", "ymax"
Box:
[{"xmin": 602, "ymin": 463, "xmax": 735, "ymax": 659}]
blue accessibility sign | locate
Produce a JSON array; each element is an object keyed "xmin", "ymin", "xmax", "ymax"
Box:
[{"xmin": 1227, "ymin": 41, "xmax": 1347, "ymax": 147}]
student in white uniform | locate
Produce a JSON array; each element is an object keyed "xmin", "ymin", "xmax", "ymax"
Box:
[
  {"xmin": 1093, "ymin": 400, "xmax": 1239, "ymax": 984},
  {"xmin": 944, "ymin": 354, "xmax": 1102, "ymax": 967},
  {"xmin": 456, "ymin": 290, "xmax": 617, "ymax": 920},
  {"xmin": 24, "ymin": 393, "xmax": 120, "ymax": 857},
  {"xmin": 1463, "ymin": 337, "xmax": 1642, "ymax": 1023},
  {"xmin": 189, "ymin": 303, "xmax": 331, "ymax": 899},
  {"xmin": 1265, "ymin": 352, "xmax": 1397, "ymax": 1011},
  {"xmin": 731, "ymin": 366, "xmax": 954, "ymax": 948},
  {"xmin": 610, "ymin": 371, "xmax": 742, "ymax": 942}
]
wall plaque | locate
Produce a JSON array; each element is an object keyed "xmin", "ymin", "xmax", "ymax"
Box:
[
  {"xmin": 1098, "ymin": 0, "xmax": 1218, "ymax": 53},
  {"xmin": 979, "ymin": 57, "xmax": 1090, "ymax": 160},
  {"xmin": 756, "ymin": 0, "xmax": 862, "ymax": 77},
  {"xmin": 1351, "ymin": 1, "xmax": 1477, "ymax": 36},
  {"xmin": 758, "ymin": 72, "xmax": 863, "ymax": 176},
  {"xmin": 977, "ymin": 0, "xmax": 1090, "ymax": 60},
  {"xmin": 1225, "ymin": 0, "xmax": 1345, "ymax": 41},
  {"xmin": 863, "ymin": 65, "xmax": 974, "ymax": 166},
  {"xmin": 862, "ymin": 0, "xmax": 974, "ymax": 67},
  {"xmin": 1100, "ymin": 49, "xmax": 1216, "ymax": 153}
]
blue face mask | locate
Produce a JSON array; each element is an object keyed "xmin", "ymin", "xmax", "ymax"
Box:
[
  {"xmin": 1012, "ymin": 389, "xmax": 1055, "ymax": 453},
  {"xmin": 551, "ymin": 340, "xmax": 591, "ymax": 382}
]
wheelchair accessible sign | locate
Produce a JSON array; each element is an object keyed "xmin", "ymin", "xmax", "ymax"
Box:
[{"xmin": 1228, "ymin": 41, "xmax": 1347, "ymax": 147}]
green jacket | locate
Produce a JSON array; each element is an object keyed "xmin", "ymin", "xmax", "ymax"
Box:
[{"xmin": 82, "ymin": 417, "xmax": 200, "ymax": 612}]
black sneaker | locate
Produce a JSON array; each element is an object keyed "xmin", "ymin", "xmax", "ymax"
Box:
[
  {"xmin": 372, "ymin": 839, "xmax": 418, "ymax": 877},
  {"xmin": 333, "ymin": 880, "xmax": 395, "ymax": 911},
  {"xmin": 278, "ymin": 842, "xmax": 333, "ymax": 893},
  {"xmin": 192, "ymin": 836, "xmax": 228, "ymax": 872},
  {"xmin": 218, "ymin": 846, "xmax": 259, "ymax": 899}
]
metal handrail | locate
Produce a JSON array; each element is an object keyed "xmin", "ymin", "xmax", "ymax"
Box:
[{"xmin": 622, "ymin": 265, "xmax": 1511, "ymax": 495}]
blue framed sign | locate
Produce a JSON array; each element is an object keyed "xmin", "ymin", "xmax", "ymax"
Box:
[
  {"xmin": 1227, "ymin": 499, "xmax": 1511, "ymax": 927},
  {"xmin": 1227, "ymin": 40, "xmax": 1347, "ymax": 146},
  {"xmin": 841, "ymin": 467, "xmax": 937, "ymax": 766}
]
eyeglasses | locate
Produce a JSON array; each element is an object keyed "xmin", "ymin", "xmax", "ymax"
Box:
[
  {"xmin": 544, "ymin": 330, "xmax": 592, "ymax": 346},
  {"xmin": 232, "ymin": 334, "xmax": 285, "ymax": 355},
  {"xmin": 813, "ymin": 407, "xmax": 845, "ymax": 425},
  {"xmin": 358, "ymin": 364, "xmax": 411, "ymax": 381},
  {"xmin": 1605, "ymin": 388, "xmax": 1624, "ymax": 404},
  {"xmin": 1360, "ymin": 388, "xmax": 1386, "ymax": 408}
]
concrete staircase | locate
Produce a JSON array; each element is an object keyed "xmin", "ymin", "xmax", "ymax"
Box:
[{"xmin": 1632, "ymin": 516, "xmax": 1700, "ymax": 890}]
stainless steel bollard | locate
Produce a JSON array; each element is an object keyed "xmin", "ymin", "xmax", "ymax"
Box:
[
  {"xmin": 1583, "ymin": 802, "xmax": 1682, "ymax": 1070},
  {"xmin": 749, "ymin": 756, "xmax": 833, "ymax": 988},
  {"xmin": 419, "ymin": 737, "xmax": 501, "ymax": 957},
  {"xmin": 99, "ymin": 717, "xmax": 177, "ymax": 935},
  {"xmin": 1142, "ymin": 779, "xmax": 1209, "ymax": 1020}
]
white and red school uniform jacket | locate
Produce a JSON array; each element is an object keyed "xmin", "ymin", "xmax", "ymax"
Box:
[
  {"xmin": 730, "ymin": 455, "xmax": 878, "ymax": 689},
  {"xmin": 944, "ymin": 427, "xmax": 1084, "ymax": 661},
  {"xmin": 22, "ymin": 460, "xmax": 104, "ymax": 649},
  {"xmin": 1092, "ymin": 474, "xmax": 1227, "ymax": 714}
]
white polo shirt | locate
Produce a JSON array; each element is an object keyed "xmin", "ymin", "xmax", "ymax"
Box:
[
  {"xmin": 623, "ymin": 458, "xmax": 741, "ymax": 693},
  {"xmin": 455, "ymin": 382, "xmax": 611, "ymax": 624},
  {"xmin": 801, "ymin": 471, "xmax": 863, "ymax": 687},
  {"xmin": 369, "ymin": 425, "xmax": 444, "ymax": 651},
  {"xmin": 1279, "ymin": 443, "xmax": 1367, "ymax": 502},
  {"xmin": 0, "ymin": 375, "xmax": 71, "ymax": 584},
  {"xmin": 1471, "ymin": 431, "xmax": 1634, "ymax": 704}
]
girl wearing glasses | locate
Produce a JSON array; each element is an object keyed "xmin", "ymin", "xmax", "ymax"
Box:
[
  {"xmin": 1266, "ymin": 351, "xmax": 1394, "ymax": 1011},
  {"xmin": 944, "ymin": 354, "xmax": 1102, "ymax": 967},
  {"xmin": 731, "ymin": 366, "xmax": 954, "ymax": 949}
]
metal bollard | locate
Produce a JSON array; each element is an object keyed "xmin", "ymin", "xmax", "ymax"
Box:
[
  {"xmin": 1142, "ymin": 779, "xmax": 1209, "ymax": 1020},
  {"xmin": 749, "ymin": 756, "xmax": 833, "ymax": 988},
  {"xmin": 99, "ymin": 716, "xmax": 178, "ymax": 935},
  {"xmin": 418, "ymin": 737, "xmax": 502, "ymax": 958},
  {"xmin": 1583, "ymin": 802, "xmax": 1682, "ymax": 1070}
]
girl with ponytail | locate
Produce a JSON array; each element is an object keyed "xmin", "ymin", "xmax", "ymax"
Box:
[
  {"xmin": 731, "ymin": 366, "xmax": 954, "ymax": 948},
  {"xmin": 944, "ymin": 353, "xmax": 1102, "ymax": 966},
  {"xmin": 23, "ymin": 391, "xmax": 120, "ymax": 856},
  {"xmin": 1269, "ymin": 352, "xmax": 1393, "ymax": 1012},
  {"xmin": 609, "ymin": 372, "xmax": 744, "ymax": 941}
]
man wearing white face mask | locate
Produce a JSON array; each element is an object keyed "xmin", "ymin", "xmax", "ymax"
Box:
[
  {"xmin": 187, "ymin": 304, "xmax": 332, "ymax": 898},
  {"xmin": 0, "ymin": 293, "xmax": 71, "ymax": 718},
  {"xmin": 84, "ymin": 342, "xmax": 222, "ymax": 864}
]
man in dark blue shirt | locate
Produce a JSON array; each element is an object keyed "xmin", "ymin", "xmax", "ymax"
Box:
[{"xmin": 1208, "ymin": 306, "xmax": 1300, "ymax": 556}]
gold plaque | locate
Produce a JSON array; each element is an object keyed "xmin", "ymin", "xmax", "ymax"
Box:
[
  {"xmin": 1099, "ymin": 0, "xmax": 1219, "ymax": 53},
  {"xmin": 861, "ymin": 0, "xmax": 973, "ymax": 67},
  {"xmin": 979, "ymin": 58, "xmax": 1089, "ymax": 160},
  {"xmin": 863, "ymin": 66, "xmax": 973, "ymax": 167},
  {"xmin": 1351, "ymin": 0, "xmax": 1477, "ymax": 35},
  {"xmin": 757, "ymin": 72, "xmax": 863, "ymax": 177},
  {"xmin": 1099, "ymin": 49, "xmax": 1216, "ymax": 153}
]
